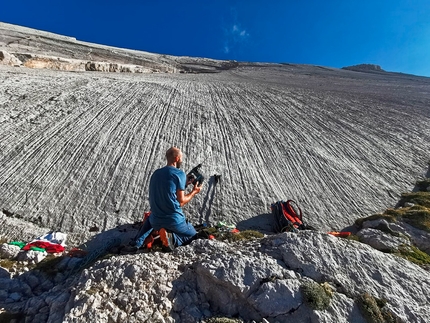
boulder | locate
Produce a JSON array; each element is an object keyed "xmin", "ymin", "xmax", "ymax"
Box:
[
  {"xmin": 16, "ymin": 250, "xmax": 47, "ymax": 264},
  {"xmin": 362, "ymin": 218, "xmax": 430, "ymax": 254},
  {"xmin": 357, "ymin": 227, "xmax": 410, "ymax": 252},
  {"xmin": 0, "ymin": 50, "xmax": 22, "ymax": 66},
  {"xmin": 0, "ymin": 243, "xmax": 21, "ymax": 259}
]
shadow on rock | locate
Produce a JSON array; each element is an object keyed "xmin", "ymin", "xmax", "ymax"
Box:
[
  {"xmin": 412, "ymin": 164, "xmax": 430, "ymax": 192},
  {"xmin": 237, "ymin": 213, "xmax": 274, "ymax": 235},
  {"xmin": 77, "ymin": 222, "xmax": 141, "ymax": 252}
]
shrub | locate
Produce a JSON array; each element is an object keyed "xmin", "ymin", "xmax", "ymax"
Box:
[
  {"xmin": 357, "ymin": 292, "xmax": 385, "ymax": 323},
  {"xmin": 300, "ymin": 281, "xmax": 332, "ymax": 310},
  {"xmin": 356, "ymin": 292, "xmax": 401, "ymax": 323}
]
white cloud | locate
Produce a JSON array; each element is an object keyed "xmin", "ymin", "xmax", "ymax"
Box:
[
  {"xmin": 223, "ymin": 22, "xmax": 250, "ymax": 55},
  {"xmin": 232, "ymin": 24, "xmax": 249, "ymax": 39}
]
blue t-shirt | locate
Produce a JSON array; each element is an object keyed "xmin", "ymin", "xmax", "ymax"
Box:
[{"xmin": 149, "ymin": 166, "xmax": 186, "ymax": 227}]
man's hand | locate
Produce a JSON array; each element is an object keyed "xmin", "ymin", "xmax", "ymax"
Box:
[
  {"xmin": 192, "ymin": 181, "xmax": 202, "ymax": 194},
  {"xmin": 177, "ymin": 181, "xmax": 203, "ymax": 207}
]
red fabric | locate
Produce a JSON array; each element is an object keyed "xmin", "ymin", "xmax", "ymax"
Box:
[
  {"xmin": 23, "ymin": 241, "xmax": 65, "ymax": 253},
  {"xmin": 281, "ymin": 200, "xmax": 303, "ymax": 228},
  {"xmin": 144, "ymin": 230, "xmax": 160, "ymax": 249},
  {"xmin": 142, "ymin": 211, "xmax": 151, "ymax": 222},
  {"xmin": 68, "ymin": 248, "xmax": 88, "ymax": 258}
]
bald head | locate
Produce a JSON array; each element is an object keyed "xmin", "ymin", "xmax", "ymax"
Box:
[{"xmin": 166, "ymin": 147, "xmax": 182, "ymax": 164}]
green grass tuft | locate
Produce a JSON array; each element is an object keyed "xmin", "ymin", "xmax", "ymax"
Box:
[
  {"xmin": 400, "ymin": 191, "xmax": 430, "ymax": 208},
  {"xmin": 228, "ymin": 230, "xmax": 264, "ymax": 241}
]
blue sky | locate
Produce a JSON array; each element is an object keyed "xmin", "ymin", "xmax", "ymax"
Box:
[{"xmin": 1, "ymin": 0, "xmax": 430, "ymax": 77}]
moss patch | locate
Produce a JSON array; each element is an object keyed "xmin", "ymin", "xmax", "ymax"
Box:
[
  {"xmin": 356, "ymin": 177, "xmax": 430, "ymax": 233},
  {"xmin": 0, "ymin": 258, "xmax": 31, "ymax": 272},
  {"xmin": 199, "ymin": 228, "xmax": 264, "ymax": 243},
  {"xmin": 219, "ymin": 230, "xmax": 264, "ymax": 242},
  {"xmin": 356, "ymin": 191, "xmax": 430, "ymax": 234},
  {"xmin": 355, "ymin": 214, "xmax": 397, "ymax": 228},
  {"xmin": 300, "ymin": 281, "xmax": 332, "ymax": 310},
  {"xmin": 401, "ymin": 209, "xmax": 430, "ymax": 233},
  {"xmin": 86, "ymin": 285, "xmax": 104, "ymax": 296},
  {"xmin": 381, "ymin": 206, "xmax": 430, "ymax": 233},
  {"xmin": 395, "ymin": 245, "xmax": 430, "ymax": 266}
]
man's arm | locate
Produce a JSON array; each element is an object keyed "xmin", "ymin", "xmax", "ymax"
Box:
[{"xmin": 177, "ymin": 183, "xmax": 202, "ymax": 207}]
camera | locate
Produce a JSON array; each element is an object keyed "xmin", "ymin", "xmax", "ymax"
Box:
[{"xmin": 187, "ymin": 164, "xmax": 204, "ymax": 186}]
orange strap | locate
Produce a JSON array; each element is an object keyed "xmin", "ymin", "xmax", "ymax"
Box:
[{"xmin": 327, "ymin": 231, "xmax": 351, "ymax": 238}]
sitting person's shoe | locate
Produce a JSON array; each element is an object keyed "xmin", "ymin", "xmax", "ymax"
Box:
[{"xmin": 159, "ymin": 228, "xmax": 174, "ymax": 252}]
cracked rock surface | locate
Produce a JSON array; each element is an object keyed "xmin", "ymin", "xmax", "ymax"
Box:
[
  {"xmin": 0, "ymin": 22, "xmax": 430, "ymax": 322},
  {"xmin": 1, "ymin": 22, "xmax": 429, "ymax": 246},
  {"xmin": 2, "ymin": 233, "xmax": 426, "ymax": 322}
]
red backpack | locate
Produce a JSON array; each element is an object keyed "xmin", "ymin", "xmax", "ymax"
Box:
[{"xmin": 271, "ymin": 200, "xmax": 305, "ymax": 232}]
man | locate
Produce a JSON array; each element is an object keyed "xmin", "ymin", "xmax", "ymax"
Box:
[{"xmin": 131, "ymin": 147, "xmax": 202, "ymax": 251}]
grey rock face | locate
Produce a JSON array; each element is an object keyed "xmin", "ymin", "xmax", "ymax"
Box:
[
  {"xmin": 0, "ymin": 22, "xmax": 429, "ymax": 323},
  {"xmin": 397, "ymin": 222, "xmax": 430, "ymax": 254},
  {"xmin": 361, "ymin": 218, "xmax": 430, "ymax": 254},
  {"xmin": 261, "ymin": 231, "xmax": 430, "ymax": 322}
]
